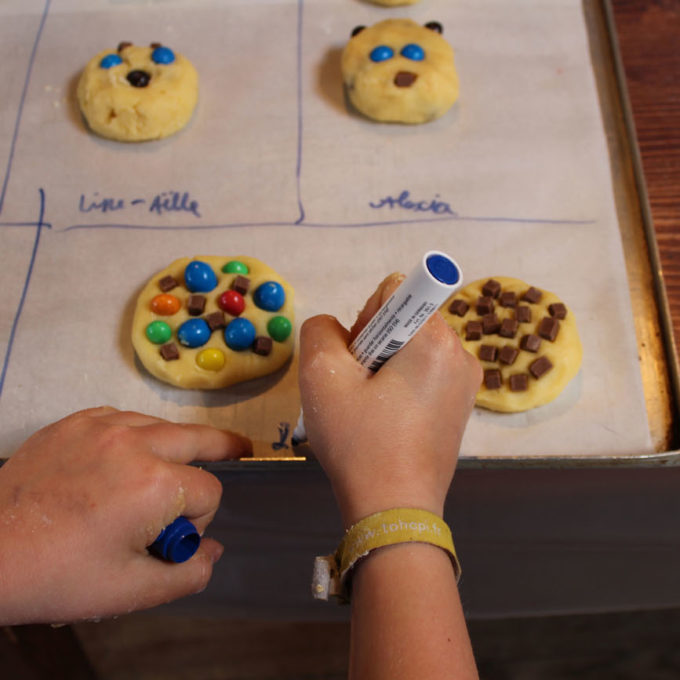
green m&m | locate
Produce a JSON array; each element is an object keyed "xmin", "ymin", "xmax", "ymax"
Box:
[{"xmin": 267, "ymin": 315, "xmax": 292, "ymax": 342}]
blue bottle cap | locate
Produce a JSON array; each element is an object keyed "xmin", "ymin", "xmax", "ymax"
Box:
[
  {"xmin": 149, "ymin": 516, "xmax": 200, "ymax": 563},
  {"xmin": 426, "ymin": 253, "xmax": 460, "ymax": 285}
]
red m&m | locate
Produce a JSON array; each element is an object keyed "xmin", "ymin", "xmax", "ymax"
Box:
[{"xmin": 218, "ymin": 290, "xmax": 245, "ymax": 316}]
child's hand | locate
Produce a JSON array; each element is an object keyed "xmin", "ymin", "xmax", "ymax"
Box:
[
  {"xmin": 0, "ymin": 407, "xmax": 251, "ymax": 625},
  {"xmin": 299, "ymin": 274, "xmax": 482, "ymax": 528}
]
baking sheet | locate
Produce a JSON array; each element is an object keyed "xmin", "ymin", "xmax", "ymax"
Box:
[{"xmin": 0, "ymin": 0, "xmax": 657, "ymax": 459}]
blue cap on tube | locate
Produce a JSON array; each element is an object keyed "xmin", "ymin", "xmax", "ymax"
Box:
[
  {"xmin": 149, "ymin": 516, "xmax": 200, "ymax": 563},
  {"xmin": 426, "ymin": 253, "xmax": 460, "ymax": 285}
]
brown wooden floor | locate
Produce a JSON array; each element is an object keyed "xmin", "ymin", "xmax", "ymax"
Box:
[{"xmin": 67, "ymin": 608, "xmax": 680, "ymax": 680}]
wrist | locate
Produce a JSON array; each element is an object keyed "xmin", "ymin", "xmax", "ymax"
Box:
[{"xmin": 338, "ymin": 488, "xmax": 445, "ymax": 530}]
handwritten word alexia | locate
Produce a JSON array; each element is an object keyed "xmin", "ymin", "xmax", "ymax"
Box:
[
  {"xmin": 79, "ymin": 191, "xmax": 201, "ymax": 218},
  {"xmin": 369, "ymin": 190, "xmax": 456, "ymax": 216}
]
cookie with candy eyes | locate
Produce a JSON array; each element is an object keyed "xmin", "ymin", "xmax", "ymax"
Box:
[
  {"xmin": 341, "ymin": 19, "xmax": 459, "ymax": 124},
  {"xmin": 131, "ymin": 256, "xmax": 294, "ymax": 389},
  {"xmin": 77, "ymin": 42, "xmax": 198, "ymax": 141},
  {"xmin": 441, "ymin": 277, "xmax": 583, "ymax": 413}
]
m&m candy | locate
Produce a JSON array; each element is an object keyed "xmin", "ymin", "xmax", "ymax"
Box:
[
  {"xmin": 184, "ymin": 261, "xmax": 218, "ymax": 293},
  {"xmin": 177, "ymin": 318, "xmax": 211, "ymax": 348}
]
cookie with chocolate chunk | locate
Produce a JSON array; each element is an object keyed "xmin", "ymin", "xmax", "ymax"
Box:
[
  {"xmin": 441, "ymin": 277, "xmax": 582, "ymax": 412},
  {"xmin": 341, "ymin": 19, "xmax": 459, "ymax": 124},
  {"xmin": 132, "ymin": 256, "xmax": 294, "ymax": 389}
]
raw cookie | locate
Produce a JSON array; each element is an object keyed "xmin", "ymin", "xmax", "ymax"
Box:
[
  {"xmin": 341, "ymin": 19, "xmax": 459, "ymax": 124},
  {"xmin": 132, "ymin": 256, "xmax": 294, "ymax": 389},
  {"xmin": 77, "ymin": 42, "xmax": 198, "ymax": 141},
  {"xmin": 441, "ymin": 277, "xmax": 582, "ymax": 412}
]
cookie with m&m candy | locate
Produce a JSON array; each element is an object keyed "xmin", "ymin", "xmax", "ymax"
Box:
[{"xmin": 132, "ymin": 256, "xmax": 294, "ymax": 389}]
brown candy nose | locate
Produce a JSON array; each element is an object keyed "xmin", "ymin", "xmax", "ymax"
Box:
[{"xmin": 394, "ymin": 71, "xmax": 418, "ymax": 87}]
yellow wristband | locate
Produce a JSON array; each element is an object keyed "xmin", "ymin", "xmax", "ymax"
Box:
[{"xmin": 312, "ymin": 508, "xmax": 461, "ymax": 603}]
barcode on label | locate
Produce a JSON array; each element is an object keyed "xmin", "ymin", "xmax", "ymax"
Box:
[{"xmin": 367, "ymin": 339, "xmax": 405, "ymax": 372}]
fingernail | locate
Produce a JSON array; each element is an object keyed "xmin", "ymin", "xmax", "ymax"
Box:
[{"xmin": 211, "ymin": 542, "xmax": 225, "ymax": 564}]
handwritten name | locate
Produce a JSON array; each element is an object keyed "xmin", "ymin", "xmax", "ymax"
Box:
[
  {"xmin": 79, "ymin": 191, "xmax": 201, "ymax": 218},
  {"xmin": 369, "ymin": 190, "xmax": 456, "ymax": 216}
]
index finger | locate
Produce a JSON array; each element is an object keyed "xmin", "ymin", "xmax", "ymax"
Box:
[{"xmin": 136, "ymin": 423, "xmax": 252, "ymax": 463}]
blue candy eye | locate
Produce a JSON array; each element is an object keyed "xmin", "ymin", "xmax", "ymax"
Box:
[
  {"xmin": 151, "ymin": 46, "xmax": 175, "ymax": 65},
  {"xmin": 99, "ymin": 54, "xmax": 123, "ymax": 69},
  {"xmin": 369, "ymin": 45, "xmax": 394, "ymax": 63},
  {"xmin": 400, "ymin": 43, "xmax": 425, "ymax": 61}
]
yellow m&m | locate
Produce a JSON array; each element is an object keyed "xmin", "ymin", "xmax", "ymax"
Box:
[{"xmin": 196, "ymin": 348, "xmax": 225, "ymax": 372}]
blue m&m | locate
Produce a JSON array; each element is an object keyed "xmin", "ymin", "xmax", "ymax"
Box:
[
  {"xmin": 151, "ymin": 46, "xmax": 175, "ymax": 64},
  {"xmin": 224, "ymin": 318, "xmax": 256, "ymax": 351},
  {"xmin": 253, "ymin": 281, "xmax": 285, "ymax": 312},
  {"xmin": 370, "ymin": 45, "xmax": 394, "ymax": 62},
  {"xmin": 100, "ymin": 54, "xmax": 123, "ymax": 69},
  {"xmin": 177, "ymin": 318, "xmax": 211, "ymax": 348},
  {"xmin": 184, "ymin": 261, "xmax": 218, "ymax": 293},
  {"xmin": 400, "ymin": 43, "xmax": 425, "ymax": 61}
]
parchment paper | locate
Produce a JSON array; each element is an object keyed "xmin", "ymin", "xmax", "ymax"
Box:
[{"xmin": 0, "ymin": 0, "xmax": 652, "ymax": 458}]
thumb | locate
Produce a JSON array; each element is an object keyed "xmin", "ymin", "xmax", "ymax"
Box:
[
  {"xmin": 348, "ymin": 272, "xmax": 405, "ymax": 343},
  {"xmin": 127, "ymin": 538, "xmax": 224, "ymax": 611}
]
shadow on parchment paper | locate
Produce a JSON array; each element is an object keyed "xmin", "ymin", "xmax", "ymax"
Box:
[{"xmin": 316, "ymin": 46, "xmax": 347, "ymax": 115}]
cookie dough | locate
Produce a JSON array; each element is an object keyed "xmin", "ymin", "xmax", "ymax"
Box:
[
  {"xmin": 77, "ymin": 42, "xmax": 198, "ymax": 141},
  {"xmin": 132, "ymin": 256, "xmax": 294, "ymax": 389},
  {"xmin": 341, "ymin": 19, "xmax": 459, "ymax": 124},
  {"xmin": 441, "ymin": 277, "xmax": 582, "ymax": 412}
]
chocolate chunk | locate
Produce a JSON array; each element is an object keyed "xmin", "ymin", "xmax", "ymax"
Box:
[
  {"xmin": 499, "ymin": 318, "xmax": 519, "ymax": 338},
  {"xmin": 479, "ymin": 344, "xmax": 498, "ymax": 362},
  {"xmin": 160, "ymin": 343, "xmax": 179, "ymax": 361},
  {"xmin": 465, "ymin": 320, "xmax": 483, "ymax": 341},
  {"xmin": 498, "ymin": 345, "xmax": 519, "ymax": 365},
  {"xmin": 186, "ymin": 294, "xmax": 206, "ymax": 316},
  {"xmin": 231, "ymin": 275, "xmax": 251, "ymax": 296},
  {"xmin": 509, "ymin": 374, "xmax": 529, "ymax": 391},
  {"xmin": 253, "ymin": 336, "xmax": 273, "ymax": 356},
  {"xmin": 499, "ymin": 291, "xmax": 517, "ymax": 308},
  {"xmin": 520, "ymin": 334, "xmax": 541, "ymax": 352},
  {"xmin": 482, "ymin": 313, "xmax": 501, "ymax": 335},
  {"xmin": 150, "ymin": 42, "xmax": 163, "ymax": 49},
  {"xmin": 548, "ymin": 302, "xmax": 568, "ymax": 320},
  {"xmin": 522, "ymin": 287, "xmax": 543, "ymax": 304},
  {"xmin": 117, "ymin": 41, "xmax": 133, "ymax": 53},
  {"xmin": 516, "ymin": 305, "xmax": 532, "ymax": 323},
  {"xmin": 127, "ymin": 70, "xmax": 151, "ymax": 87},
  {"xmin": 394, "ymin": 71, "xmax": 417, "ymax": 87},
  {"xmin": 484, "ymin": 369, "xmax": 502, "ymax": 390},
  {"xmin": 425, "ymin": 21, "xmax": 443, "ymax": 34},
  {"xmin": 538, "ymin": 316, "xmax": 560, "ymax": 342},
  {"xmin": 476, "ymin": 296, "xmax": 495, "ymax": 315},
  {"xmin": 482, "ymin": 279, "xmax": 501, "ymax": 298},
  {"xmin": 530, "ymin": 356, "xmax": 553, "ymax": 379},
  {"xmin": 204, "ymin": 311, "xmax": 227, "ymax": 331},
  {"xmin": 449, "ymin": 299, "xmax": 469, "ymax": 317},
  {"xmin": 158, "ymin": 275, "xmax": 178, "ymax": 292}
]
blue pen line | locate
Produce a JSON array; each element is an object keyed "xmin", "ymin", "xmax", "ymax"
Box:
[
  {"xmin": 0, "ymin": 189, "xmax": 49, "ymax": 401},
  {"xmin": 62, "ymin": 214, "xmax": 594, "ymax": 233},
  {"xmin": 0, "ymin": 0, "xmax": 51, "ymax": 215},
  {"xmin": 294, "ymin": 0, "xmax": 306, "ymax": 225}
]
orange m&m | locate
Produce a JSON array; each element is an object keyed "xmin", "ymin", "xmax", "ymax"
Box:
[{"xmin": 151, "ymin": 293, "xmax": 181, "ymax": 315}]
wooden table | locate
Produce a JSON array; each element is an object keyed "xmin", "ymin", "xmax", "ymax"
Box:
[{"xmin": 611, "ymin": 0, "xmax": 680, "ymax": 348}]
